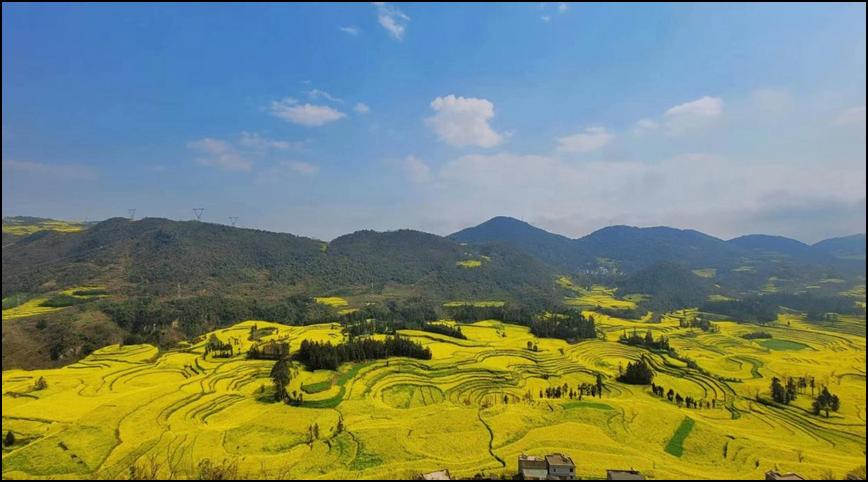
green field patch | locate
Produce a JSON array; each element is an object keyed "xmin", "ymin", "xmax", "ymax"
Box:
[
  {"xmin": 692, "ymin": 268, "xmax": 716, "ymax": 278},
  {"xmin": 664, "ymin": 416, "xmax": 695, "ymax": 457},
  {"xmin": 758, "ymin": 339, "xmax": 808, "ymax": 351},
  {"xmin": 562, "ymin": 400, "xmax": 614, "ymax": 411},
  {"xmin": 301, "ymin": 379, "xmax": 333, "ymax": 394}
]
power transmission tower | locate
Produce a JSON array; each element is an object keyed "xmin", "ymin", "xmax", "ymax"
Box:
[
  {"xmin": 228, "ymin": 216, "xmax": 239, "ymax": 227},
  {"xmin": 192, "ymin": 208, "xmax": 205, "ymax": 221},
  {"xmin": 128, "ymin": 209, "xmax": 136, "ymax": 220}
]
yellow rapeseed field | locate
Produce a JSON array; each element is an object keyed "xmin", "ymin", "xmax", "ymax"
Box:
[{"xmin": 2, "ymin": 312, "xmax": 865, "ymax": 479}]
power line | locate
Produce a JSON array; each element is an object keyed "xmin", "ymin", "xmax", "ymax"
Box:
[
  {"xmin": 128, "ymin": 209, "xmax": 136, "ymax": 221},
  {"xmin": 192, "ymin": 208, "xmax": 205, "ymax": 221}
]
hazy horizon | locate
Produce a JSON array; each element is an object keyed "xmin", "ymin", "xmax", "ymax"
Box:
[
  {"xmin": 2, "ymin": 211, "xmax": 865, "ymax": 246},
  {"xmin": 3, "ymin": 3, "xmax": 866, "ymax": 243}
]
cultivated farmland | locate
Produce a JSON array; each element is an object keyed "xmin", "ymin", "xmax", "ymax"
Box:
[{"xmin": 2, "ymin": 311, "xmax": 865, "ymax": 479}]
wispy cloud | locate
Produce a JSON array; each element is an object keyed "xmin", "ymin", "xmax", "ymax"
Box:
[
  {"xmin": 2, "ymin": 159, "xmax": 98, "ymax": 180},
  {"xmin": 425, "ymin": 95, "xmax": 503, "ymax": 148},
  {"xmin": 375, "ymin": 3, "xmax": 410, "ymax": 40},
  {"xmin": 238, "ymin": 131, "xmax": 302, "ymax": 151},
  {"xmin": 662, "ymin": 96, "xmax": 723, "ymax": 135},
  {"xmin": 354, "ymin": 102, "xmax": 371, "ymax": 114},
  {"xmin": 557, "ymin": 127, "xmax": 614, "ymax": 153},
  {"xmin": 339, "ymin": 26, "xmax": 360, "ymax": 36},
  {"xmin": 269, "ymin": 97, "xmax": 346, "ymax": 126},
  {"xmin": 307, "ymin": 89, "xmax": 344, "ymax": 104},
  {"xmin": 187, "ymin": 138, "xmax": 252, "ymax": 171},
  {"xmin": 281, "ymin": 160, "xmax": 318, "ymax": 175},
  {"xmin": 539, "ymin": 2, "xmax": 568, "ymax": 22}
]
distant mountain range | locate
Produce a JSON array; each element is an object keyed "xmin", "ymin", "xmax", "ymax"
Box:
[
  {"xmin": 2, "ymin": 215, "xmax": 865, "ymax": 303},
  {"xmin": 450, "ymin": 216, "xmax": 865, "ymax": 272}
]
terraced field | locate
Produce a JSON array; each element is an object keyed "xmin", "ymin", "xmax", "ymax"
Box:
[{"xmin": 2, "ymin": 314, "xmax": 865, "ymax": 479}]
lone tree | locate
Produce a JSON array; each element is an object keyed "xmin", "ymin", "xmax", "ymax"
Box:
[
  {"xmin": 595, "ymin": 373, "xmax": 604, "ymax": 398},
  {"xmin": 270, "ymin": 358, "xmax": 291, "ymax": 402},
  {"xmin": 4, "ymin": 431, "xmax": 14, "ymax": 447}
]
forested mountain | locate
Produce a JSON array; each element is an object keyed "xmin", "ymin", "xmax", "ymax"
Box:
[
  {"xmin": 450, "ymin": 216, "xmax": 582, "ymax": 269},
  {"xmin": 813, "ymin": 234, "xmax": 867, "ymax": 260},
  {"xmin": 2, "ymin": 215, "xmax": 864, "ymax": 370},
  {"xmin": 1, "ymin": 217, "xmax": 558, "ymax": 302},
  {"xmin": 616, "ymin": 262, "xmax": 713, "ymax": 312},
  {"xmin": 728, "ymin": 234, "xmax": 833, "ymax": 263}
]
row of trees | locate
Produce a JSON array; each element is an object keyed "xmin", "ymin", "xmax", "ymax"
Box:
[
  {"xmin": 204, "ymin": 334, "xmax": 233, "ymax": 358},
  {"xmin": 419, "ymin": 323, "xmax": 466, "ymax": 339},
  {"xmin": 678, "ymin": 315, "xmax": 717, "ymax": 332},
  {"xmin": 539, "ymin": 375, "xmax": 605, "ymax": 400},
  {"xmin": 296, "ymin": 335, "xmax": 432, "ymax": 371},
  {"xmin": 769, "ymin": 376, "xmax": 840, "ymax": 417},
  {"xmin": 651, "ymin": 383, "xmax": 717, "ymax": 409},
  {"xmin": 618, "ymin": 329, "xmax": 671, "ymax": 351}
]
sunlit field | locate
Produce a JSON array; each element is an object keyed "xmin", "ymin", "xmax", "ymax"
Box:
[
  {"xmin": 2, "ymin": 287, "xmax": 107, "ymax": 321},
  {"xmin": 1, "ymin": 219, "xmax": 87, "ymax": 236},
  {"xmin": 3, "ymin": 309, "xmax": 865, "ymax": 479}
]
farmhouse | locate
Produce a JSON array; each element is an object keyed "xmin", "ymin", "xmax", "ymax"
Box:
[
  {"xmin": 545, "ymin": 454, "xmax": 576, "ymax": 479},
  {"xmin": 518, "ymin": 453, "xmax": 576, "ymax": 480},
  {"xmin": 420, "ymin": 468, "xmax": 451, "ymax": 480},
  {"xmin": 518, "ymin": 455, "xmax": 549, "ymax": 480},
  {"xmin": 764, "ymin": 470, "xmax": 806, "ymax": 481},
  {"xmin": 606, "ymin": 469, "xmax": 646, "ymax": 480}
]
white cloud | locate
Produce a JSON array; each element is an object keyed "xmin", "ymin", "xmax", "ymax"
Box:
[
  {"xmin": 339, "ymin": 26, "xmax": 360, "ymax": 36},
  {"xmin": 419, "ymin": 149, "xmax": 865, "ymax": 242},
  {"xmin": 2, "ymin": 159, "xmax": 98, "ymax": 180},
  {"xmin": 837, "ymin": 105, "xmax": 866, "ymax": 126},
  {"xmin": 399, "ymin": 155, "xmax": 431, "ymax": 183},
  {"xmin": 307, "ymin": 89, "xmax": 343, "ymax": 104},
  {"xmin": 425, "ymin": 95, "xmax": 504, "ymax": 148},
  {"xmin": 281, "ymin": 160, "xmax": 318, "ymax": 175},
  {"xmin": 557, "ymin": 127, "xmax": 614, "ymax": 153},
  {"xmin": 375, "ymin": 3, "xmax": 410, "ymax": 40},
  {"xmin": 540, "ymin": 15, "xmax": 551, "ymax": 22},
  {"xmin": 558, "ymin": 2, "xmax": 568, "ymax": 13},
  {"xmin": 187, "ymin": 138, "xmax": 252, "ymax": 171},
  {"xmin": 269, "ymin": 97, "xmax": 346, "ymax": 126},
  {"xmin": 633, "ymin": 118, "xmax": 659, "ymax": 135},
  {"xmin": 663, "ymin": 96, "xmax": 723, "ymax": 135},
  {"xmin": 238, "ymin": 131, "xmax": 295, "ymax": 150},
  {"xmin": 354, "ymin": 102, "xmax": 371, "ymax": 114}
]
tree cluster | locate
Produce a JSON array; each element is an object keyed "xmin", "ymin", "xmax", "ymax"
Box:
[{"xmin": 296, "ymin": 335, "xmax": 432, "ymax": 371}]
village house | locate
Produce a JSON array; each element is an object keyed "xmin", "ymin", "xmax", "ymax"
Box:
[
  {"xmin": 419, "ymin": 468, "xmax": 451, "ymax": 480},
  {"xmin": 518, "ymin": 453, "xmax": 576, "ymax": 480},
  {"xmin": 545, "ymin": 454, "xmax": 576, "ymax": 480},
  {"xmin": 518, "ymin": 455, "xmax": 549, "ymax": 480}
]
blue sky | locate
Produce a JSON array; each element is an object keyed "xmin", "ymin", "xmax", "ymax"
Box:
[{"xmin": 3, "ymin": 2, "xmax": 866, "ymax": 242}]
